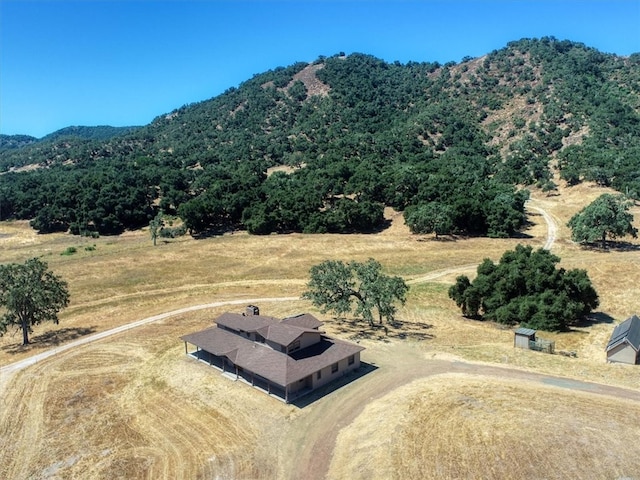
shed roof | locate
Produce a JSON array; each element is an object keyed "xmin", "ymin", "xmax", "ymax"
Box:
[
  {"xmin": 181, "ymin": 327, "xmax": 364, "ymax": 387},
  {"xmin": 606, "ymin": 315, "xmax": 640, "ymax": 352},
  {"xmin": 514, "ymin": 327, "xmax": 537, "ymax": 337}
]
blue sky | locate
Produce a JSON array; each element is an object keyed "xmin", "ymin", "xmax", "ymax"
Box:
[{"xmin": 1, "ymin": 1, "xmax": 639, "ymax": 138}]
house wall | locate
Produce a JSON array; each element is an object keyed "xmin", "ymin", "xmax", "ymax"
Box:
[
  {"xmin": 311, "ymin": 352, "xmax": 361, "ymax": 390},
  {"xmin": 607, "ymin": 343, "xmax": 639, "ymax": 364},
  {"xmin": 288, "ymin": 375, "xmax": 312, "ymax": 395},
  {"xmin": 299, "ymin": 331, "xmax": 322, "ymax": 350}
]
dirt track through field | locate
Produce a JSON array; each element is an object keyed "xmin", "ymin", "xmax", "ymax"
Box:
[
  {"xmin": 283, "ymin": 345, "xmax": 640, "ymax": 480},
  {"xmin": 527, "ymin": 198, "xmax": 558, "ymax": 251},
  {"xmin": 0, "ymin": 298, "xmax": 298, "ymax": 386},
  {"xmin": 6, "ymin": 199, "xmax": 630, "ymax": 480}
]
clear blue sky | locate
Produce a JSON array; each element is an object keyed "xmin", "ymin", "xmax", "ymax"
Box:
[{"xmin": 1, "ymin": 0, "xmax": 639, "ymax": 138}]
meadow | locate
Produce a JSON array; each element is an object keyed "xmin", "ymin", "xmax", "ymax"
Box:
[{"xmin": 1, "ymin": 182, "xmax": 639, "ymax": 479}]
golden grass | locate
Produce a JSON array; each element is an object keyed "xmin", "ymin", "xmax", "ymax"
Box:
[
  {"xmin": 1, "ymin": 181, "xmax": 639, "ymax": 479},
  {"xmin": 329, "ymin": 374, "xmax": 640, "ymax": 480}
]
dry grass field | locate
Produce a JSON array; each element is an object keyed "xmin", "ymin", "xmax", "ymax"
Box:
[{"xmin": 1, "ymin": 182, "xmax": 639, "ymax": 479}]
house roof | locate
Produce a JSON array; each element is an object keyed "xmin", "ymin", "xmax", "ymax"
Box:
[
  {"xmin": 606, "ymin": 315, "xmax": 640, "ymax": 352},
  {"xmin": 215, "ymin": 312, "xmax": 279, "ymax": 332},
  {"xmin": 257, "ymin": 323, "xmax": 321, "ymax": 347},
  {"xmin": 180, "ymin": 327, "xmax": 364, "ymax": 387},
  {"xmin": 514, "ymin": 327, "xmax": 537, "ymax": 337},
  {"xmin": 281, "ymin": 313, "xmax": 324, "ymax": 330}
]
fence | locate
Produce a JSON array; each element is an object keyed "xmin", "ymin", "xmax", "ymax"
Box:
[{"xmin": 529, "ymin": 338, "xmax": 555, "ymax": 354}]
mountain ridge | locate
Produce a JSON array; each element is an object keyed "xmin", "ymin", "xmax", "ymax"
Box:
[{"xmin": 0, "ymin": 37, "xmax": 638, "ymax": 236}]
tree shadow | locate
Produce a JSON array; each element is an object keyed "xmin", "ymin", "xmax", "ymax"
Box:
[
  {"xmin": 1, "ymin": 326, "xmax": 97, "ymax": 354},
  {"xmin": 573, "ymin": 312, "xmax": 615, "ymax": 329},
  {"xmin": 417, "ymin": 235, "xmax": 459, "ymax": 242},
  {"xmin": 334, "ymin": 317, "xmax": 435, "ymax": 343},
  {"xmin": 191, "ymin": 225, "xmax": 237, "ymax": 239},
  {"xmin": 580, "ymin": 241, "xmax": 640, "ymax": 252}
]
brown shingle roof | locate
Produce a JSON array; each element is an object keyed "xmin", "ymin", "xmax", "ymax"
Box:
[
  {"xmin": 215, "ymin": 312, "xmax": 279, "ymax": 332},
  {"xmin": 257, "ymin": 323, "xmax": 321, "ymax": 347},
  {"xmin": 181, "ymin": 326, "xmax": 364, "ymax": 387},
  {"xmin": 281, "ymin": 313, "xmax": 324, "ymax": 330}
]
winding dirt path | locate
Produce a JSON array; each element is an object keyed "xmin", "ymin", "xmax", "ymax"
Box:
[
  {"xmin": 283, "ymin": 344, "xmax": 640, "ymax": 480},
  {"xmin": 0, "ymin": 298, "xmax": 297, "ymax": 384},
  {"xmin": 0, "ymin": 199, "xmax": 588, "ymax": 480},
  {"xmin": 527, "ymin": 198, "xmax": 559, "ymax": 251}
]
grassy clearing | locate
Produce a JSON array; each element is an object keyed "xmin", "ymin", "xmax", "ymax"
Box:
[
  {"xmin": 0, "ymin": 182, "xmax": 639, "ymax": 479},
  {"xmin": 329, "ymin": 374, "xmax": 640, "ymax": 480}
]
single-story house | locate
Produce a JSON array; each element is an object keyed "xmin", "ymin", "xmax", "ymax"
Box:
[
  {"xmin": 180, "ymin": 306, "xmax": 365, "ymax": 403},
  {"xmin": 606, "ymin": 314, "xmax": 640, "ymax": 365}
]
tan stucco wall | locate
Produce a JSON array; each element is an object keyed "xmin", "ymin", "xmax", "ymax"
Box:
[
  {"xmin": 299, "ymin": 331, "xmax": 322, "ymax": 350},
  {"xmin": 310, "ymin": 352, "xmax": 361, "ymax": 390},
  {"xmin": 607, "ymin": 343, "xmax": 639, "ymax": 364}
]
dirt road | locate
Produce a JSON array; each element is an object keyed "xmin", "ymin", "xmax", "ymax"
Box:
[
  {"xmin": 282, "ymin": 341, "xmax": 640, "ymax": 480},
  {"xmin": 527, "ymin": 198, "xmax": 559, "ymax": 251},
  {"xmin": 0, "ymin": 298, "xmax": 297, "ymax": 385}
]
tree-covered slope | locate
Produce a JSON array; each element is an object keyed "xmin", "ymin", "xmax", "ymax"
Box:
[{"xmin": 1, "ymin": 38, "xmax": 638, "ymax": 236}]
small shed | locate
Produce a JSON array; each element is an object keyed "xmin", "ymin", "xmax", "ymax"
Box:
[
  {"xmin": 606, "ymin": 315, "xmax": 640, "ymax": 365},
  {"xmin": 514, "ymin": 327, "xmax": 536, "ymax": 349}
]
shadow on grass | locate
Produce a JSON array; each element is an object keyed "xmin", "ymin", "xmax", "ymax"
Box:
[
  {"xmin": 333, "ymin": 318, "xmax": 435, "ymax": 343},
  {"xmin": 573, "ymin": 312, "xmax": 616, "ymax": 329},
  {"xmin": 291, "ymin": 361, "xmax": 379, "ymax": 408},
  {"xmin": 1, "ymin": 326, "xmax": 97, "ymax": 354},
  {"xmin": 580, "ymin": 241, "xmax": 640, "ymax": 252}
]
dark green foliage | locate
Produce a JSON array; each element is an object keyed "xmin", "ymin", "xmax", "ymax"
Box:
[
  {"xmin": 1, "ymin": 38, "xmax": 639, "ymax": 236},
  {"xmin": 567, "ymin": 194, "xmax": 638, "ymax": 249},
  {"xmin": 404, "ymin": 202, "xmax": 454, "ymax": 237},
  {"xmin": 302, "ymin": 258, "xmax": 408, "ymax": 327},
  {"xmin": 448, "ymin": 245, "xmax": 599, "ymax": 331},
  {"xmin": 0, "ymin": 258, "xmax": 70, "ymax": 345},
  {"xmin": 0, "ymin": 134, "xmax": 38, "ymax": 150}
]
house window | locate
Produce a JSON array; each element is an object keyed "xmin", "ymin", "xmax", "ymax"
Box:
[
  {"xmin": 288, "ymin": 340, "xmax": 300, "ymax": 353},
  {"xmin": 331, "ymin": 362, "xmax": 339, "ymax": 374},
  {"xmin": 317, "ymin": 371, "xmax": 321, "ymax": 380},
  {"xmin": 348, "ymin": 355, "xmax": 355, "ymax": 365}
]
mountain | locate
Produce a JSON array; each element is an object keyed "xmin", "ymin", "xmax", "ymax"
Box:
[
  {"xmin": 41, "ymin": 125, "xmax": 141, "ymax": 142},
  {"xmin": 0, "ymin": 37, "xmax": 639, "ymax": 236},
  {"xmin": 0, "ymin": 134, "xmax": 39, "ymax": 151}
]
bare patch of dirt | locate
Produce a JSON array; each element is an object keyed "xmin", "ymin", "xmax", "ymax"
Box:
[{"xmin": 288, "ymin": 63, "xmax": 330, "ymax": 97}]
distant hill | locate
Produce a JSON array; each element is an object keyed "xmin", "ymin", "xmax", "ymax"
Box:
[
  {"xmin": 0, "ymin": 134, "xmax": 38, "ymax": 150},
  {"xmin": 1, "ymin": 37, "xmax": 639, "ymax": 236},
  {"xmin": 41, "ymin": 125, "xmax": 140, "ymax": 142}
]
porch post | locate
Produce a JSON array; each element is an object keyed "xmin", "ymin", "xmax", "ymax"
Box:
[{"xmin": 184, "ymin": 341, "xmax": 188, "ymax": 354}]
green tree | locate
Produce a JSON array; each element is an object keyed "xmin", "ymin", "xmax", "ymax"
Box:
[
  {"xmin": 567, "ymin": 194, "xmax": 638, "ymax": 249},
  {"xmin": 302, "ymin": 258, "xmax": 408, "ymax": 327},
  {"xmin": 448, "ymin": 245, "xmax": 599, "ymax": 331},
  {"xmin": 0, "ymin": 258, "xmax": 70, "ymax": 345},
  {"xmin": 404, "ymin": 202, "xmax": 454, "ymax": 238},
  {"xmin": 149, "ymin": 211, "xmax": 164, "ymax": 246}
]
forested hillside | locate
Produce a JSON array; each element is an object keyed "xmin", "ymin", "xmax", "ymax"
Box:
[{"xmin": 1, "ymin": 37, "xmax": 639, "ymax": 236}]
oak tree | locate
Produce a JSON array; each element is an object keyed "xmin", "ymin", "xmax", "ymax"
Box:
[
  {"xmin": 567, "ymin": 194, "xmax": 637, "ymax": 249},
  {"xmin": 0, "ymin": 258, "xmax": 70, "ymax": 345},
  {"xmin": 303, "ymin": 258, "xmax": 408, "ymax": 327}
]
